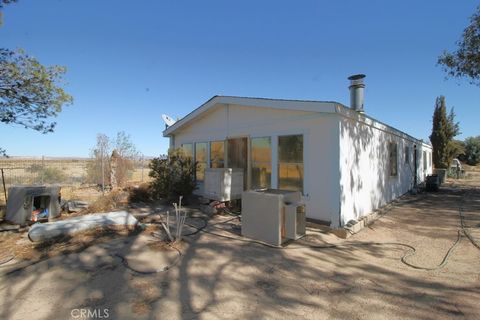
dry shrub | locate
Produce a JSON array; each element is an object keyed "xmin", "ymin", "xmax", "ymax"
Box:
[
  {"xmin": 2, "ymin": 226, "xmax": 141, "ymax": 262},
  {"xmin": 85, "ymin": 190, "xmax": 128, "ymax": 213},
  {"xmin": 128, "ymin": 183, "xmax": 152, "ymax": 203}
]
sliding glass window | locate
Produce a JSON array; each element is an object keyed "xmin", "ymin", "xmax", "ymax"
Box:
[
  {"xmin": 251, "ymin": 137, "xmax": 271, "ymax": 189},
  {"xmin": 210, "ymin": 141, "xmax": 225, "ymax": 168},
  {"xmin": 195, "ymin": 142, "xmax": 207, "ymax": 182},
  {"xmin": 278, "ymin": 135, "xmax": 303, "ymax": 192}
]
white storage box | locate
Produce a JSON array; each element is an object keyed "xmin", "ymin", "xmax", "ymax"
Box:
[{"xmin": 241, "ymin": 189, "xmax": 305, "ymax": 246}]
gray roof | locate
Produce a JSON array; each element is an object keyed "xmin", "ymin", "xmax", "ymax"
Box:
[{"xmin": 163, "ymin": 95, "xmax": 431, "ymax": 148}]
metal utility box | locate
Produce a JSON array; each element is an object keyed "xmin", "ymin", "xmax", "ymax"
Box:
[
  {"xmin": 425, "ymin": 174, "xmax": 440, "ymax": 192},
  {"xmin": 5, "ymin": 185, "xmax": 62, "ymax": 225},
  {"xmin": 241, "ymin": 189, "xmax": 305, "ymax": 246},
  {"xmin": 204, "ymin": 168, "xmax": 244, "ymax": 201}
]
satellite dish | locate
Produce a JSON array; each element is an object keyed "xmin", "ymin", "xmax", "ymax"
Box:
[{"xmin": 162, "ymin": 114, "xmax": 176, "ymax": 127}]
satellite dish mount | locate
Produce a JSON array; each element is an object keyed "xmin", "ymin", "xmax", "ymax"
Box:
[{"xmin": 162, "ymin": 114, "xmax": 176, "ymax": 128}]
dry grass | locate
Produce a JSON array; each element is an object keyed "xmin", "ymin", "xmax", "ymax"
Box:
[
  {"xmin": 463, "ymin": 163, "xmax": 480, "ymax": 172},
  {"xmin": 0, "ymin": 158, "xmax": 89, "ymax": 187},
  {"xmin": 0, "ymin": 157, "xmax": 152, "ymax": 206},
  {"xmin": 82, "ymin": 190, "xmax": 129, "ymax": 214},
  {"xmin": 60, "ymin": 186, "xmax": 104, "ymax": 203},
  {"xmin": 131, "ymin": 279, "xmax": 162, "ymax": 315},
  {"xmin": 54, "ymin": 189, "xmax": 138, "ymax": 223},
  {"xmin": 1, "ymin": 225, "xmax": 144, "ymax": 263},
  {"xmin": 130, "ymin": 168, "xmax": 152, "ymax": 184}
]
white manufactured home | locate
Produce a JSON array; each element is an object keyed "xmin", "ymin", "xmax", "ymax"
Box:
[{"xmin": 163, "ymin": 75, "xmax": 432, "ymax": 228}]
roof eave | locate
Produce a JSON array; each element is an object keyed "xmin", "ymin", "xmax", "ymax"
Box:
[{"xmin": 163, "ymin": 96, "xmax": 340, "ymax": 136}]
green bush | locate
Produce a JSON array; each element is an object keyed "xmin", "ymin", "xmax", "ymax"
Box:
[
  {"xmin": 149, "ymin": 149, "xmax": 197, "ymax": 201},
  {"xmin": 464, "ymin": 136, "xmax": 480, "ymax": 166}
]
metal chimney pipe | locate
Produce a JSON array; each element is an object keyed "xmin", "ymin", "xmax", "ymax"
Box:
[{"xmin": 348, "ymin": 74, "xmax": 366, "ymax": 113}]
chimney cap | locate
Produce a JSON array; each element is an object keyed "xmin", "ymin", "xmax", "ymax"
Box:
[{"xmin": 348, "ymin": 74, "xmax": 366, "ymax": 81}]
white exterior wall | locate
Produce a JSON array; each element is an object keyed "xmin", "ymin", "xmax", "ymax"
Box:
[
  {"xmin": 166, "ymin": 99, "xmax": 433, "ymax": 228},
  {"xmin": 338, "ymin": 115, "xmax": 432, "ymax": 226},
  {"xmin": 171, "ymin": 103, "xmax": 341, "ymax": 224}
]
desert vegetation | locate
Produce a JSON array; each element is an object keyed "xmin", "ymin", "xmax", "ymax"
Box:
[
  {"xmin": 148, "ymin": 148, "xmax": 197, "ymax": 202},
  {"xmin": 0, "ymin": 156, "xmax": 150, "ymax": 207}
]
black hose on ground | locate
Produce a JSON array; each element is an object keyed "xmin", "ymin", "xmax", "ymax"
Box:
[
  {"xmin": 459, "ymin": 186, "xmax": 480, "ymax": 250},
  {"xmin": 185, "ymin": 222, "xmax": 464, "ymax": 271},
  {"xmin": 180, "ymin": 188, "xmax": 478, "ymax": 271},
  {"xmin": 117, "ymin": 214, "xmax": 211, "ymax": 275},
  {"xmin": 114, "ymin": 243, "xmax": 182, "ymax": 275},
  {"xmin": 3, "ymin": 186, "xmax": 478, "ymax": 274},
  {"xmin": 182, "ymin": 215, "xmax": 208, "ymax": 236},
  {"xmin": 0, "ymin": 254, "xmax": 14, "ymax": 266},
  {"xmin": 223, "ymin": 208, "xmax": 242, "ymax": 216}
]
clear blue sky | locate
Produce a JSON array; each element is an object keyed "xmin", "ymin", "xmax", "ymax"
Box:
[{"xmin": 1, "ymin": 0, "xmax": 479, "ymax": 157}]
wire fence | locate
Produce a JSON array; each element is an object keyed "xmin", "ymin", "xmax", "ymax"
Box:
[{"xmin": 0, "ymin": 156, "xmax": 151, "ymax": 206}]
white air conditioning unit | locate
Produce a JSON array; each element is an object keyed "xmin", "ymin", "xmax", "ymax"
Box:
[
  {"xmin": 241, "ymin": 189, "xmax": 305, "ymax": 246},
  {"xmin": 204, "ymin": 168, "xmax": 244, "ymax": 201},
  {"xmin": 285, "ymin": 203, "xmax": 306, "ymax": 240}
]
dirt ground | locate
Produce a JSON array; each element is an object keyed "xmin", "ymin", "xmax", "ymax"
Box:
[{"xmin": 1, "ymin": 175, "xmax": 479, "ymax": 320}]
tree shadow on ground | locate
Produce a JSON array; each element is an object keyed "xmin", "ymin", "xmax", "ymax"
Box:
[
  {"xmin": 1, "ymin": 187, "xmax": 480, "ymax": 319},
  {"xmin": 163, "ymin": 215, "xmax": 479, "ymax": 319}
]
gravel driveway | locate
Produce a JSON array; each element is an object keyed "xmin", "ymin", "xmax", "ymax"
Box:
[{"xmin": 1, "ymin": 179, "xmax": 479, "ymax": 320}]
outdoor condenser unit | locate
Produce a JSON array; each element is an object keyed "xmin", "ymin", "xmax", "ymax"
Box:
[
  {"xmin": 241, "ymin": 189, "xmax": 306, "ymax": 246},
  {"xmin": 285, "ymin": 203, "xmax": 306, "ymax": 240},
  {"xmin": 204, "ymin": 168, "xmax": 244, "ymax": 201}
]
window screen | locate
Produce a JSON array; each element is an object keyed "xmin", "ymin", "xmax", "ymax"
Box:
[
  {"xmin": 210, "ymin": 141, "xmax": 224, "ymax": 168},
  {"xmin": 251, "ymin": 137, "xmax": 271, "ymax": 189},
  {"xmin": 195, "ymin": 142, "xmax": 207, "ymax": 182}
]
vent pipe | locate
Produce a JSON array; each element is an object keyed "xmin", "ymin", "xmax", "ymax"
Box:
[{"xmin": 348, "ymin": 74, "xmax": 366, "ymax": 113}]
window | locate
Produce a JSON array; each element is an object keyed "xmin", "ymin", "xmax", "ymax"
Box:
[
  {"xmin": 389, "ymin": 142, "xmax": 398, "ymax": 176},
  {"xmin": 251, "ymin": 137, "xmax": 271, "ymax": 189},
  {"xmin": 210, "ymin": 141, "xmax": 225, "ymax": 168},
  {"xmin": 227, "ymin": 137, "xmax": 248, "ymax": 190},
  {"xmin": 195, "ymin": 142, "xmax": 207, "ymax": 182},
  {"xmin": 423, "ymin": 151, "xmax": 427, "ymax": 171},
  {"xmin": 181, "ymin": 143, "xmax": 193, "ymax": 158},
  {"xmin": 405, "ymin": 146, "xmax": 409, "ymax": 164},
  {"xmin": 278, "ymin": 135, "xmax": 303, "ymax": 192}
]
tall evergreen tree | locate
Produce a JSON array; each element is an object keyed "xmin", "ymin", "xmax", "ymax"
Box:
[
  {"xmin": 446, "ymin": 107, "xmax": 461, "ymax": 164},
  {"xmin": 429, "ymin": 96, "xmax": 460, "ymax": 168}
]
